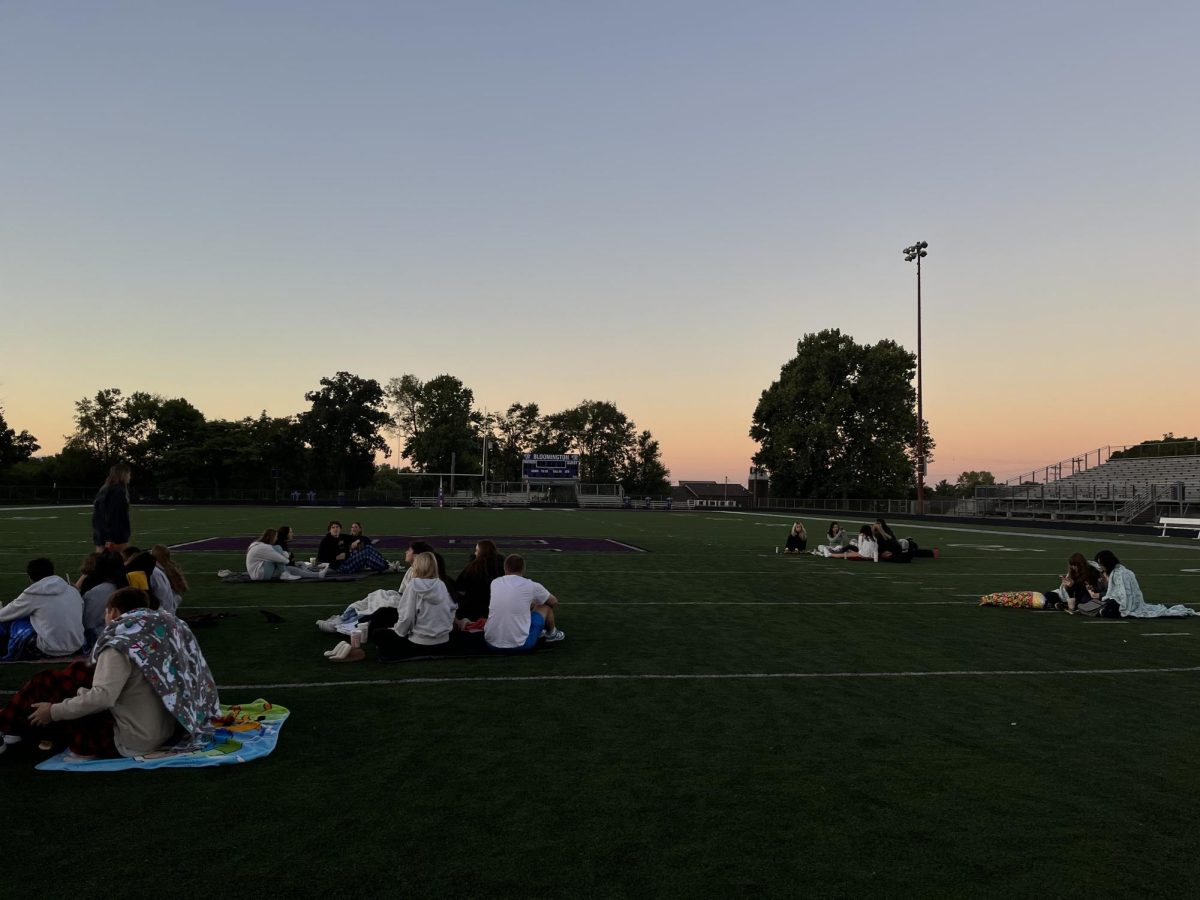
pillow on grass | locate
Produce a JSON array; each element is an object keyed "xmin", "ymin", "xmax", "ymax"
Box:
[{"xmin": 979, "ymin": 591, "xmax": 1047, "ymax": 609}]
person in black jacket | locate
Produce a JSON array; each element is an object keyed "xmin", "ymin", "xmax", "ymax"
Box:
[
  {"xmin": 92, "ymin": 464, "xmax": 132, "ymax": 552},
  {"xmin": 454, "ymin": 539, "xmax": 504, "ymax": 622},
  {"xmin": 316, "ymin": 521, "xmax": 351, "ymax": 568}
]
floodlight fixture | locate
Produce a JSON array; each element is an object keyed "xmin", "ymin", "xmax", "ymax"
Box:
[{"xmin": 902, "ymin": 240, "xmax": 930, "ymax": 513}]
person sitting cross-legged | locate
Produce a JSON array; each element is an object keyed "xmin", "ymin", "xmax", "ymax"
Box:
[
  {"xmin": 0, "ymin": 558, "xmax": 86, "ymax": 661},
  {"xmin": 483, "ymin": 554, "xmax": 564, "ymax": 652},
  {"xmin": 335, "ymin": 521, "xmax": 389, "ymax": 574}
]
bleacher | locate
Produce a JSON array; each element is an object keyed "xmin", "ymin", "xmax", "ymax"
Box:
[
  {"xmin": 577, "ymin": 494, "xmax": 624, "ymax": 508},
  {"xmin": 981, "ymin": 453, "xmax": 1200, "ymax": 523}
]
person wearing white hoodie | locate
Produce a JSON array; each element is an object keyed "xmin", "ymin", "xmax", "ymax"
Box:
[
  {"xmin": 0, "ymin": 558, "xmax": 86, "ymax": 658},
  {"xmin": 366, "ymin": 552, "xmax": 457, "ymax": 661}
]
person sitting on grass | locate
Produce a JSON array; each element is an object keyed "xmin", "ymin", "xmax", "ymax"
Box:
[
  {"xmin": 823, "ymin": 522, "xmax": 851, "ymax": 553},
  {"xmin": 0, "ymin": 587, "xmax": 220, "ymax": 760},
  {"xmin": 454, "ymin": 539, "xmax": 504, "ymax": 625},
  {"xmin": 1050, "ymin": 553, "xmax": 1101, "ymax": 613},
  {"xmin": 123, "ymin": 548, "xmax": 170, "ymax": 603},
  {"xmin": 484, "ymin": 554, "xmax": 564, "ymax": 652},
  {"xmin": 336, "ymin": 521, "xmax": 390, "ymax": 574},
  {"xmin": 1088, "ymin": 550, "xmax": 1199, "ymax": 618},
  {"xmin": 784, "ymin": 523, "xmax": 807, "ymax": 554},
  {"xmin": 82, "ymin": 551, "xmax": 127, "ymax": 645},
  {"xmin": 825, "ymin": 526, "xmax": 879, "ymax": 562},
  {"xmin": 150, "ymin": 545, "xmax": 188, "ymax": 615},
  {"xmin": 247, "ymin": 529, "xmax": 307, "ymax": 582},
  {"xmin": 337, "ymin": 551, "xmax": 457, "ymax": 662},
  {"xmin": 75, "ymin": 552, "xmax": 103, "ymax": 594},
  {"xmin": 0, "ymin": 558, "xmax": 86, "ymax": 660},
  {"xmin": 317, "ymin": 521, "xmax": 351, "ymax": 569},
  {"xmin": 275, "ymin": 526, "xmax": 296, "ymax": 565}
]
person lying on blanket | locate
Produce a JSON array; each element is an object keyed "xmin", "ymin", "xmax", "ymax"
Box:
[
  {"xmin": 0, "ymin": 587, "xmax": 220, "ymax": 760},
  {"xmin": 484, "ymin": 554, "xmax": 565, "ymax": 652},
  {"xmin": 0, "ymin": 558, "xmax": 85, "ymax": 660}
]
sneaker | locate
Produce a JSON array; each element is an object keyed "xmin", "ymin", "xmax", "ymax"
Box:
[
  {"xmin": 279, "ymin": 572, "xmax": 302, "ymax": 582},
  {"xmin": 316, "ymin": 617, "xmax": 340, "ymax": 634},
  {"xmin": 217, "ymin": 569, "xmax": 232, "ymax": 578},
  {"xmin": 542, "ymin": 628, "xmax": 565, "ymax": 643}
]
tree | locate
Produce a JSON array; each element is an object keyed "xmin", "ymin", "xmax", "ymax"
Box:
[
  {"xmin": 298, "ymin": 372, "xmax": 391, "ymax": 489},
  {"xmin": 0, "ymin": 407, "xmax": 39, "ymax": 473},
  {"xmin": 955, "ymin": 470, "xmax": 995, "ymax": 498},
  {"xmin": 546, "ymin": 400, "xmax": 635, "ymax": 484},
  {"xmin": 621, "ymin": 430, "xmax": 671, "ymax": 495},
  {"xmin": 932, "ymin": 479, "xmax": 957, "ymax": 498},
  {"xmin": 485, "ymin": 402, "xmax": 561, "ymax": 482},
  {"xmin": 385, "ymin": 374, "xmax": 483, "ymax": 474},
  {"xmin": 750, "ymin": 329, "xmax": 928, "ymax": 499},
  {"xmin": 69, "ymin": 388, "xmax": 133, "ymax": 463}
]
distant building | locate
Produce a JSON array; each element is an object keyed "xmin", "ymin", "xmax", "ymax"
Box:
[{"xmin": 671, "ymin": 480, "xmax": 754, "ymax": 508}]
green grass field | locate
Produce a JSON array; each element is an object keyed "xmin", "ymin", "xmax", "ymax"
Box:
[{"xmin": 3, "ymin": 505, "xmax": 1200, "ymax": 898}]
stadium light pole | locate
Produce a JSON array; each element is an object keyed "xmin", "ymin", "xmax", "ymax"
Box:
[{"xmin": 903, "ymin": 241, "xmax": 929, "ymax": 514}]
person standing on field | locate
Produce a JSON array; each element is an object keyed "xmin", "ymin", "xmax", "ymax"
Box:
[{"xmin": 91, "ymin": 464, "xmax": 132, "ymax": 553}]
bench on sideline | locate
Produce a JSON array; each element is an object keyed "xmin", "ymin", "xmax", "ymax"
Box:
[
  {"xmin": 1159, "ymin": 516, "xmax": 1200, "ymax": 537},
  {"xmin": 412, "ymin": 496, "xmax": 479, "ymax": 508}
]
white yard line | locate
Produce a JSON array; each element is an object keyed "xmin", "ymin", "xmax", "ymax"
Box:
[
  {"xmin": 0, "ymin": 505, "xmax": 90, "ymax": 513},
  {"xmin": 167, "ymin": 536, "xmax": 222, "ymax": 550},
  {"xmin": 209, "ymin": 665, "xmax": 1200, "ymax": 691}
]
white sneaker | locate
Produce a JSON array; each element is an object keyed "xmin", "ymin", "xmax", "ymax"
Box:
[
  {"xmin": 316, "ymin": 617, "xmax": 339, "ymax": 634},
  {"xmin": 542, "ymin": 628, "xmax": 565, "ymax": 643},
  {"xmin": 217, "ymin": 569, "xmax": 232, "ymax": 578},
  {"xmin": 279, "ymin": 572, "xmax": 302, "ymax": 582}
]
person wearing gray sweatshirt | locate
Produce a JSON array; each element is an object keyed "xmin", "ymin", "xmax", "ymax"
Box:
[{"xmin": 0, "ymin": 559, "xmax": 86, "ymax": 658}]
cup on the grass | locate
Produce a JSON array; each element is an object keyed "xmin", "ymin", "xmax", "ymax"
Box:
[
  {"xmin": 309, "ymin": 557, "xmax": 317, "ymax": 566},
  {"xmin": 350, "ymin": 628, "xmax": 362, "ymax": 650}
]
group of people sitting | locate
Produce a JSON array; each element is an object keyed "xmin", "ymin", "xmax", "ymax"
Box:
[
  {"xmin": 0, "ymin": 546, "xmax": 189, "ymax": 660},
  {"xmin": 318, "ymin": 538, "xmax": 565, "ymax": 661},
  {"xmin": 798, "ymin": 519, "xmax": 937, "ymax": 563},
  {"xmin": 0, "ymin": 571, "xmax": 218, "ymax": 762},
  {"xmin": 1046, "ymin": 550, "xmax": 1197, "ymax": 618},
  {"xmin": 244, "ymin": 520, "xmax": 394, "ymax": 581}
]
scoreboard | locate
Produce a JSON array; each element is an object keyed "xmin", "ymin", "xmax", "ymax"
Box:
[{"xmin": 522, "ymin": 453, "xmax": 581, "ymax": 480}]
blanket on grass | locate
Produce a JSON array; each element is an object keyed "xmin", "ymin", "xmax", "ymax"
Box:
[
  {"xmin": 221, "ymin": 570, "xmax": 384, "ymax": 584},
  {"xmin": 36, "ymin": 699, "xmax": 288, "ymax": 772}
]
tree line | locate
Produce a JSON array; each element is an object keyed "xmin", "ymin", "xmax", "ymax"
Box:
[{"xmin": 0, "ymin": 374, "xmax": 671, "ymax": 496}]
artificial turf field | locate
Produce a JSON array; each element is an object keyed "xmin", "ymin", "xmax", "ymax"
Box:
[{"xmin": 3, "ymin": 505, "xmax": 1200, "ymax": 899}]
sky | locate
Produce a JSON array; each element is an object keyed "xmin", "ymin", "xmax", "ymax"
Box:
[{"xmin": 1, "ymin": 0, "xmax": 1197, "ymax": 487}]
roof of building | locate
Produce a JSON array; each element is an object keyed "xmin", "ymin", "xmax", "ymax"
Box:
[{"xmin": 676, "ymin": 480, "xmax": 752, "ymax": 500}]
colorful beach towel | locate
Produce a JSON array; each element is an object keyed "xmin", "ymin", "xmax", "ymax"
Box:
[
  {"xmin": 979, "ymin": 591, "xmax": 1047, "ymax": 609},
  {"xmin": 36, "ymin": 699, "xmax": 289, "ymax": 772}
]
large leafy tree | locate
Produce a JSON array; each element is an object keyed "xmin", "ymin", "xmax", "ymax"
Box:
[
  {"xmin": 299, "ymin": 372, "xmax": 391, "ymax": 489},
  {"xmin": 546, "ymin": 400, "xmax": 635, "ymax": 484},
  {"xmin": 621, "ymin": 429, "xmax": 671, "ymax": 495},
  {"xmin": 69, "ymin": 387, "xmax": 134, "ymax": 463},
  {"xmin": 385, "ymin": 374, "xmax": 483, "ymax": 474},
  {"xmin": 0, "ymin": 407, "xmax": 39, "ymax": 473},
  {"xmin": 485, "ymin": 402, "xmax": 563, "ymax": 482},
  {"xmin": 750, "ymin": 329, "xmax": 930, "ymax": 499}
]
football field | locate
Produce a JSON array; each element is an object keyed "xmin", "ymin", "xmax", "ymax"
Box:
[{"xmin": 3, "ymin": 505, "xmax": 1200, "ymax": 898}]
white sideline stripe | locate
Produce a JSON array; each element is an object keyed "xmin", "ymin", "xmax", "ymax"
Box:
[
  {"xmin": 1140, "ymin": 633, "xmax": 1191, "ymax": 637},
  {"xmin": 187, "ymin": 600, "xmax": 1198, "ymax": 610},
  {"xmin": 0, "ymin": 505, "xmax": 90, "ymax": 513},
  {"xmin": 167, "ymin": 536, "xmax": 221, "ymax": 550},
  {"xmin": 212, "ymin": 665, "xmax": 1200, "ymax": 691},
  {"xmin": 718, "ymin": 511, "xmax": 1200, "ymax": 551}
]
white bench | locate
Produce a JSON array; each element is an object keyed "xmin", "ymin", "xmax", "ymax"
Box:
[
  {"xmin": 412, "ymin": 496, "xmax": 478, "ymax": 508},
  {"xmin": 1159, "ymin": 517, "xmax": 1200, "ymax": 537}
]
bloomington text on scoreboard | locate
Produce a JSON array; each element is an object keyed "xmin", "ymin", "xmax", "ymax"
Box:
[{"xmin": 521, "ymin": 453, "xmax": 581, "ymax": 480}]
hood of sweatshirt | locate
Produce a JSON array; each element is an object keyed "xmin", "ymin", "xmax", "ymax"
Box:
[
  {"xmin": 408, "ymin": 577, "xmax": 449, "ymax": 605},
  {"xmin": 23, "ymin": 575, "xmax": 71, "ymax": 596}
]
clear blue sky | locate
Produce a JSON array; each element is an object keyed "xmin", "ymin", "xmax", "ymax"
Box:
[{"xmin": 2, "ymin": 1, "xmax": 1197, "ymax": 483}]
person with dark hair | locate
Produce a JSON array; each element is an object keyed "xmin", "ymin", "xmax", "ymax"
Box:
[
  {"xmin": 825, "ymin": 526, "xmax": 879, "ymax": 562},
  {"xmin": 82, "ymin": 551, "xmax": 127, "ymax": 644},
  {"xmin": 1050, "ymin": 553, "xmax": 1102, "ymax": 613},
  {"xmin": 484, "ymin": 554, "xmax": 564, "ymax": 651},
  {"xmin": 75, "ymin": 552, "xmax": 103, "ymax": 594},
  {"xmin": 821, "ymin": 522, "xmax": 851, "ymax": 554},
  {"xmin": 0, "ymin": 558, "xmax": 85, "ymax": 659},
  {"xmin": 1088, "ymin": 550, "xmax": 1199, "ymax": 618},
  {"xmin": 123, "ymin": 550, "xmax": 166, "ymax": 605},
  {"xmin": 275, "ymin": 526, "xmax": 296, "ymax": 565},
  {"xmin": 91, "ymin": 463, "xmax": 132, "ymax": 553},
  {"xmin": 454, "ymin": 539, "xmax": 504, "ymax": 622},
  {"xmin": 317, "ymin": 521, "xmax": 351, "ymax": 568},
  {"xmin": 0, "ymin": 587, "xmax": 221, "ymax": 760}
]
